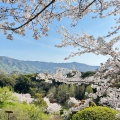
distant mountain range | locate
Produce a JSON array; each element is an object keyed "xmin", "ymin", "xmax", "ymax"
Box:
[{"xmin": 0, "ymin": 56, "xmax": 99, "ymax": 74}]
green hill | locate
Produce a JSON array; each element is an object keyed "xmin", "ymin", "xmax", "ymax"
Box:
[{"xmin": 0, "ymin": 56, "xmax": 99, "ymax": 74}]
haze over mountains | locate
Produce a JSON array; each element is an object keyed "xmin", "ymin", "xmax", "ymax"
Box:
[{"xmin": 0, "ymin": 56, "xmax": 99, "ymax": 74}]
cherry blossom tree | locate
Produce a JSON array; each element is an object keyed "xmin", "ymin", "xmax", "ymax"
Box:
[
  {"xmin": 49, "ymin": 68, "xmax": 120, "ymax": 118},
  {"xmin": 0, "ymin": 0, "xmax": 119, "ymax": 40},
  {"xmin": 1, "ymin": 0, "xmax": 120, "ymax": 116},
  {"xmin": 53, "ymin": 1, "xmax": 120, "ymax": 112}
]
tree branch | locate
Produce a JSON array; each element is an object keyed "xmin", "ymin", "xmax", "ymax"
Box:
[
  {"xmin": 81, "ymin": 0, "xmax": 96, "ymax": 13},
  {"xmin": 7, "ymin": 0, "xmax": 56, "ymax": 31}
]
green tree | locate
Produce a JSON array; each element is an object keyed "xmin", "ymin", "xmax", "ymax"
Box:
[
  {"xmin": 33, "ymin": 93, "xmax": 48, "ymax": 109},
  {"xmin": 47, "ymin": 86, "xmax": 57, "ymax": 102},
  {"xmin": 84, "ymin": 85, "xmax": 93, "ymax": 99},
  {"xmin": 56, "ymin": 84, "xmax": 69, "ymax": 103},
  {"xmin": 0, "ymin": 74, "xmax": 15, "ymax": 88},
  {"xmin": 81, "ymin": 71, "xmax": 95, "ymax": 78},
  {"xmin": 14, "ymin": 75, "xmax": 31, "ymax": 93},
  {"xmin": 75, "ymin": 84, "xmax": 86, "ymax": 100},
  {"xmin": 0, "ymin": 87, "xmax": 17, "ymax": 108},
  {"xmin": 72, "ymin": 106, "xmax": 119, "ymax": 120},
  {"xmin": 69, "ymin": 85, "xmax": 75, "ymax": 97}
]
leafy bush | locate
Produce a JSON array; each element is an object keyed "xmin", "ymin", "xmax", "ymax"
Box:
[
  {"xmin": 0, "ymin": 87, "xmax": 18, "ymax": 103},
  {"xmin": 72, "ymin": 106, "xmax": 119, "ymax": 120},
  {"xmin": 0, "ymin": 103, "xmax": 49, "ymax": 120},
  {"xmin": 0, "ymin": 87, "xmax": 49, "ymax": 120},
  {"xmin": 33, "ymin": 93, "xmax": 48, "ymax": 109}
]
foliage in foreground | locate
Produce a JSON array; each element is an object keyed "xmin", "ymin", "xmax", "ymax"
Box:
[
  {"xmin": 0, "ymin": 87, "xmax": 49, "ymax": 120},
  {"xmin": 0, "ymin": 103, "xmax": 49, "ymax": 120},
  {"xmin": 72, "ymin": 106, "xmax": 119, "ymax": 120},
  {"xmin": 0, "ymin": 87, "xmax": 17, "ymax": 103}
]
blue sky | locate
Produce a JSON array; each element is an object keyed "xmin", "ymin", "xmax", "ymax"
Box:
[{"xmin": 0, "ymin": 10, "xmax": 119, "ymax": 66}]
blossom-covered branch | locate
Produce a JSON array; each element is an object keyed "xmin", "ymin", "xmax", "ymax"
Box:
[{"xmin": 0, "ymin": 0, "xmax": 119, "ymax": 40}]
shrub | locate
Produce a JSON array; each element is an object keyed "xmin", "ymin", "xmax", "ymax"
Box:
[
  {"xmin": 72, "ymin": 106, "xmax": 119, "ymax": 120},
  {"xmin": 0, "ymin": 103, "xmax": 49, "ymax": 120}
]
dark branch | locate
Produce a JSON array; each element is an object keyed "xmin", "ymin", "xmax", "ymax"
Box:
[
  {"xmin": 106, "ymin": 27, "xmax": 120, "ymax": 37},
  {"xmin": 81, "ymin": 0, "xmax": 96, "ymax": 13},
  {"xmin": 7, "ymin": 0, "xmax": 56, "ymax": 31}
]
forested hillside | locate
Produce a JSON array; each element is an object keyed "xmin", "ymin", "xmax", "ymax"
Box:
[
  {"xmin": 0, "ymin": 71, "xmax": 97, "ymax": 106},
  {"xmin": 0, "ymin": 56, "xmax": 99, "ymax": 74}
]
